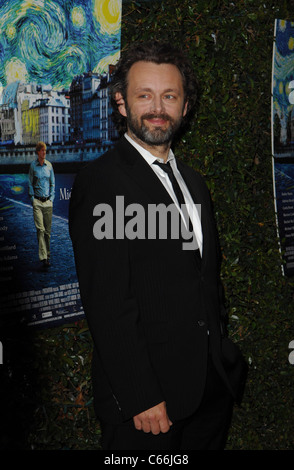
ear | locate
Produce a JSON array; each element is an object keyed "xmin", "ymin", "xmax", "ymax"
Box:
[
  {"xmin": 183, "ymin": 101, "xmax": 188, "ymax": 117},
  {"xmin": 115, "ymin": 92, "xmax": 127, "ymax": 117}
]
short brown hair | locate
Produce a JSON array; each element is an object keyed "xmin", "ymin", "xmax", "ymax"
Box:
[{"xmin": 36, "ymin": 141, "xmax": 46, "ymax": 153}]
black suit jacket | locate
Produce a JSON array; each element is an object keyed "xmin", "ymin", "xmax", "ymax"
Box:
[{"xmin": 69, "ymin": 137, "xmax": 246, "ymax": 425}]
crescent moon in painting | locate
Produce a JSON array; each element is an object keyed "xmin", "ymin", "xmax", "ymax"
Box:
[{"xmin": 93, "ymin": 0, "xmax": 121, "ymax": 35}]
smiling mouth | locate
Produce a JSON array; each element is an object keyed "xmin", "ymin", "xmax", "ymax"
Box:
[
  {"xmin": 147, "ymin": 118, "xmax": 167, "ymax": 126},
  {"xmin": 143, "ymin": 114, "xmax": 171, "ymax": 126}
]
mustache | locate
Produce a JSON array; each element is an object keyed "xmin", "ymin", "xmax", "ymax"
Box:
[{"xmin": 141, "ymin": 113, "xmax": 173, "ymax": 122}]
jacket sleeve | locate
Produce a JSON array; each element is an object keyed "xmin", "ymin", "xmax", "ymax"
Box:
[{"xmin": 69, "ymin": 167, "xmax": 164, "ymax": 421}]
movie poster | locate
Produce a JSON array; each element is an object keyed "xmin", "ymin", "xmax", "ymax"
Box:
[
  {"xmin": 0, "ymin": 0, "xmax": 121, "ymax": 327},
  {"xmin": 272, "ymin": 19, "xmax": 294, "ymax": 277}
]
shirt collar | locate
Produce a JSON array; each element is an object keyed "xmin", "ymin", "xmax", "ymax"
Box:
[
  {"xmin": 36, "ymin": 158, "xmax": 47, "ymax": 166},
  {"xmin": 124, "ymin": 133, "xmax": 175, "ymax": 165}
]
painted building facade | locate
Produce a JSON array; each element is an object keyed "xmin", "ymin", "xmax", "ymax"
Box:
[{"xmin": 0, "ymin": 65, "xmax": 118, "ymax": 147}]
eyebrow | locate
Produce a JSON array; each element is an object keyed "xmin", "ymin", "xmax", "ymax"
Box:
[{"xmin": 134, "ymin": 87, "xmax": 180, "ymax": 94}]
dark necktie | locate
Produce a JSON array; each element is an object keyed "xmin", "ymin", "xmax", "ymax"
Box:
[
  {"xmin": 153, "ymin": 160, "xmax": 185, "ymax": 207},
  {"xmin": 153, "ymin": 160, "xmax": 201, "ymax": 263}
]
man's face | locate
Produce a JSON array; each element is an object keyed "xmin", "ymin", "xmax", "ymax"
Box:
[
  {"xmin": 118, "ymin": 61, "xmax": 188, "ymax": 147},
  {"xmin": 37, "ymin": 147, "xmax": 46, "ymax": 164}
]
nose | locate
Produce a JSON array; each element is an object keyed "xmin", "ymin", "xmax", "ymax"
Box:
[{"xmin": 151, "ymin": 94, "xmax": 165, "ymax": 114}]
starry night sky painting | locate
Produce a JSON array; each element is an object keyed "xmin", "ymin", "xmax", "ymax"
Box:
[
  {"xmin": 0, "ymin": 0, "xmax": 121, "ymax": 95},
  {"xmin": 272, "ymin": 19, "xmax": 294, "ymax": 277},
  {"xmin": 0, "ymin": 1, "xmax": 121, "ymax": 329},
  {"xmin": 272, "ymin": 19, "xmax": 294, "ymax": 154}
]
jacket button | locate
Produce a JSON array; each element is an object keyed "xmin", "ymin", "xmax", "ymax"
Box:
[{"xmin": 197, "ymin": 320, "xmax": 206, "ymax": 327}]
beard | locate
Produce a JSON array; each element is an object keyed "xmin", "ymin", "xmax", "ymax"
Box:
[{"xmin": 126, "ymin": 107, "xmax": 183, "ymax": 146}]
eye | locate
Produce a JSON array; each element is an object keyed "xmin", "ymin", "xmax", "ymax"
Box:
[{"xmin": 164, "ymin": 94, "xmax": 176, "ymax": 100}]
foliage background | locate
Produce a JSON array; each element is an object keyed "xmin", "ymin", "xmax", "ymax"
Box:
[{"xmin": 1, "ymin": 0, "xmax": 294, "ymax": 450}]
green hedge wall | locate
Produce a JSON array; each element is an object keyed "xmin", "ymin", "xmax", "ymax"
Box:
[{"xmin": 2, "ymin": 0, "xmax": 294, "ymax": 450}]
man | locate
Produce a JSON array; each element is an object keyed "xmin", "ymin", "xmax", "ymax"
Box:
[
  {"xmin": 28, "ymin": 141, "xmax": 55, "ymax": 267},
  {"xmin": 69, "ymin": 41, "xmax": 246, "ymax": 450}
]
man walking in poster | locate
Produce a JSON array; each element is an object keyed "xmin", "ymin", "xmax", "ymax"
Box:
[{"xmin": 28, "ymin": 141, "xmax": 55, "ymax": 268}]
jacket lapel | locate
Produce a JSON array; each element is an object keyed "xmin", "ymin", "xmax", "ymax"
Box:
[{"xmin": 116, "ymin": 137, "xmax": 177, "ymax": 207}]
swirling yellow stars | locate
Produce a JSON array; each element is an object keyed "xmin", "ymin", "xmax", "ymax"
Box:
[
  {"xmin": 6, "ymin": 25, "xmax": 16, "ymax": 40},
  {"xmin": 71, "ymin": 6, "xmax": 86, "ymax": 28},
  {"xmin": 288, "ymin": 37, "xmax": 294, "ymax": 51},
  {"xmin": 5, "ymin": 57, "xmax": 28, "ymax": 84},
  {"xmin": 279, "ymin": 20, "xmax": 287, "ymax": 32},
  {"xmin": 93, "ymin": 0, "xmax": 121, "ymax": 35}
]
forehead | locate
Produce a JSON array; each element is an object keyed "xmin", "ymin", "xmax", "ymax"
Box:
[{"xmin": 127, "ymin": 61, "xmax": 184, "ymax": 93}]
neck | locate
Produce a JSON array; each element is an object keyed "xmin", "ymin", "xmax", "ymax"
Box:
[{"xmin": 126, "ymin": 130, "xmax": 171, "ymax": 162}]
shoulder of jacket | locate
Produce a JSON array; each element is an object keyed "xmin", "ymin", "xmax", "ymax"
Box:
[{"xmin": 73, "ymin": 145, "xmax": 120, "ymax": 189}]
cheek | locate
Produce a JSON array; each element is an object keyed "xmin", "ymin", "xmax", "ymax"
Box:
[
  {"xmin": 129, "ymin": 103, "xmax": 150, "ymax": 120},
  {"xmin": 134, "ymin": 101, "xmax": 151, "ymax": 113}
]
